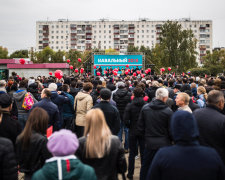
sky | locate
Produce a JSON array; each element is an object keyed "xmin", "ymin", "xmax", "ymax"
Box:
[{"xmin": 0, "ymin": 0, "xmax": 224, "ymax": 53}]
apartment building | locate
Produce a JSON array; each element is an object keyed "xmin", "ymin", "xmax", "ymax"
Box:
[{"xmin": 36, "ymin": 18, "xmax": 212, "ymax": 65}]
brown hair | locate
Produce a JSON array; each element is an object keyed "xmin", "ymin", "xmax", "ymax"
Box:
[
  {"xmin": 83, "ymin": 82, "xmax": 93, "ymax": 92},
  {"xmin": 197, "ymin": 86, "xmax": 208, "ymax": 100},
  {"xmin": 84, "ymin": 109, "xmax": 111, "ymax": 158},
  {"xmin": 18, "ymin": 107, "xmax": 49, "ymax": 149}
]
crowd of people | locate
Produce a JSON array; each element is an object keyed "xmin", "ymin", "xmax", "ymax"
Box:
[{"xmin": 0, "ymin": 71, "xmax": 225, "ymax": 180}]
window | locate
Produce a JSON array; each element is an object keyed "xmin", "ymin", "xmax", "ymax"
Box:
[
  {"xmin": 99, "ymin": 30, "xmax": 101, "ymax": 33},
  {"xmin": 137, "ymin": 30, "xmax": 139, "ymax": 33},
  {"xmin": 137, "ymin": 40, "xmax": 139, "ymax": 43},
  {"xmin": 104, "ymin": 41, "xmax": 106, "ymax": 43},
  {"xmin": 137, "ymin": 25, "xmax": 139, "ymax": 28},
  {"xmin": 56, "ymin": 46, "xmax": 58, "ymax": 49},
  {"xmin": 104, "ymin": 25, "xmax": 106, "ymax": 28},
  {"xmin": 189, "ymin": 25, "xmax": 192, "ymax": 28},
  {"xmin": 51, "ymin": 36, "xmax": 54, "ymax": 39},
  {"xmin": 56, "ymin": 25, "xmax": 59, "ymax": 28},
  {"xmin": 66, "ymin": 25, "xmax": 68, "ymax": 28},
  {"xmin": 147, "ymin": 35, "xmax": 149, "ymax": 38},
  {"xmin": 56, "ymin": 41, "xmax": 59, "ymax": 44},
  {"xmin": 61, "ymin": 31, "xmax": 63, "ymax": 33},
  {"xmin": 147, "ymin": 41, "xmax": 149, "ymax": 43},
  {"xmin": 137, "ymin": 35, "xmax": 139, "ymax": 38},
  {"xmin": 142, "ymin": 30, "xmax": 144, "ymax": 33},
  {"xmin": 109, "ymin": 41, "xmax": 111, "ymax": 43},
  {"xmin": 142, "ymin": 35, "xmax": 144, "ymax": 38},
  {"xmin": 66, "ymin": 46, "xmax": 68, "ymax": 49},
  {"xmin": 109, "ymin": 35, "xmax": 111, "ymax": 38},
  {"xmin": 109, "ymin": 30, "xmax": 111, "ymax": 33},
  {"xmin": 61, "ymin": 25, "xmax": 63, "ymax": 28},
  {"xmin": 104, "ymin": 46, "xmax": 106, "ymax": 49},
  {"xmin": 61, "ymin": 36, "xmax": 63, "ymax": 39},
  {"xmin": 51, "ymin": 46, "xmax": 54, "ymax": 49},
  {"xmin": 94, "ymin": 30, "xmax": 96, "ymax": 33},
  {"xmin": 152, "ymin": 35, "xmax": 154, "ymax": 38},
  {"xmin": 142, "ymin": 25, "xmax": 144, "ymax": 28},
  {"xmin": 52, "ymin": 41, "xmax": 54, "ymax": 44},
  {"xmin": 39, "ymin": 30, "xmax": 43, "ymax": 33},
  {"xmin": 51, "ymin": 31, "xmax": 54, "ymax": 33},
  {"xmin": 99, "ymin": 25, "xmax": 101, "ymax": 28},
  {"xmin": 56, "ymin": 31, "xmax": 59, "ymax": 33},
  {"xmin": 61, "ymin": 41, "xmax": 63, "ymax": 44},
  {"xmin": 104, "ymin": 30, "xmax": 106, "ymax": 33},
  {"xmin": 99, "ymin": 36, "xmax": 101, "ymax": 38},
  {"xmin": 39, "ymin": 35, "xmax": 43, "ymax": 39},
  {"xmin": 206, "ymin": 24, "xmax": 210, "ymax": 27},
  {"xmin": 147, "ymin": 25, "xmax": 149, "ymax": 27},
  {"xmin": 200, "ymin": 50, "xmax": 205, "ymax": 54},
  {"xmin": 109, "ymin": 25, "xmax": 111, "ymax": 28},
  {"xmin": 104, "ymin": 36, "xmax": 106, "ymax": 38},
  {"xmin": 151, "ymin": 30, "xmax": 154, "ymax": 33},
  {"xmin": 51, "ymin": 25, "xmax": 54, "ymax": 28},
  {"xmin": 56, "ymin": 36, "xmax": 59, "ymax": 39},
  {"xmin": 61, "ymin": 46, "xmax": 63, "ymax": 49},
  {"xmin": 147, "ymin": 30, "xmax": 149, "ymax": 33}
]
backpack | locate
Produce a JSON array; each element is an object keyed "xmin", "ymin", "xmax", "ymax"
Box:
[{"xmin": 22, "ymin": 92, "xmax": 34, "ymax": 110}]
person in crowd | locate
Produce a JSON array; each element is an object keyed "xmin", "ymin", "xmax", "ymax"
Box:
[
  {"xmin": 93, "ymin": 88, "xmax": 120, "ymax": 135},
  {"xmin": 147, "ymin": 81, "xmax": 160, "ymax": 101},
  {"xmin": 196, "ymin": 86, "xmax": 207, "ymax": 108},
  {"xmin": 30, "ymin": 88, "xmax": 60, "ymax": 131},
  {"xmin": 180, "ymin": 78, "xmax": 191, "ymax": 92},
  {"xmin": 185, "ymin": 90, "xmax": 200, "ymax": 112},
  {"xmin": 123, "ymin": 87, "xmax": 147, "ymax": 180},
  {"xmin": 16, "ymin": 107, "xmax": 52, "ymax": 180},
  {"xmin": 147, "ymin": 111, "xmax": 225, "ymax": 180},
  {"xmin": 175, "ymin": 92, "xmax": 192, "ymax": 113},
  {"xmin": 32, "ymin": 129, "xmax": 97, "ymax": 180},
  {"xmin": 13, "ymin": 80, "xmax": 37, "ymax": 129},
  {"xmin": 8, "ymin": 82, "xmax": 18, "ymax": 98},
  {"xmin": 137, "ymin": 88, "xmax": 173, "ymax": 180},
  {"xmin": 69, "ymin": 81, "xmax": 80, "ymax": 98},
  {"xmin": 193, "ymin": 90, "xmax": 225, "ymax": 164},
  {"xmin": 74, "ymin": 82, "xmax": 93, "ymax": 137},
  {"xmin": 113, "ymin": 81, "xmax": 132, "ymax": 153},
  {"xmin": 0, "ymin": 80, "xmax": 7, "ymax": 93},
  {"xmin": 0, "ymin": 137, "xmax": 18, "ymax": 180},
  {"xmin": 106, "ymin": 77, "xmax": 116, "ymax": 92},
  {"xmin": 191, "ymin": 82, "xmax": 198, "ymax": 98},
  {"xmin": 61, "ymin": 84, "xmax": 75, "ymax": 129},
  {"xmin": 0, "ymin": 93, "xmax": 21, "ymax": 147},
  {"xmin": 27, "ymin": 82, "xmax": 41, "ymax": 101},
  {"xmin": 48, "ymin": 83, "xmax": 70, "ymax": 129},
  {"xmin": 76, "ymin": 109, "xmax": 127, "ymax": 180}
]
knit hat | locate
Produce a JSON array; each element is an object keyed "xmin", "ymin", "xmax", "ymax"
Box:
[
  {"xmin": 117, "ymin": 81, "xmax": 125, "ymax": 88},
  {"xmin": 48, "ymin": 83, "xmax": 57, "ymax": 91},
  {"xmin": 47, "ymin": 129, "xmax": 79, "ymax": 156},
  {"xmin": 0, "ymin": 93, "xmax": 12, "ymax": 108}
]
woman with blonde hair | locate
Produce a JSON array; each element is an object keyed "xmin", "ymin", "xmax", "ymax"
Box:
[
  {"xmin": 197, "ymin": 86, "xmax": 207, "ymax": 108},
  {"xmin": 76, "ymin": 109, "xmax": 127, "ymax": 180}
]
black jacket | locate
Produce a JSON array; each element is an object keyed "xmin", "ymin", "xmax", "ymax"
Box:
[
  {"xmin": 113, "ymin": 88, "xmax": 132, "ymax": 120},
  {"xmin": 30, "ymin": 98, "xmax": 60, "ymax": 131},
  {"xmin": 147, "ymin": 110, "xmax": 225, "ymax": 180},
  {"xmin": 189, "ymin": 99, "xmax": 200, "ymax": 112},
  {"xmin": 193, "ymin": 105, "xmax": 225, "ymax": 164},
  {"xmin": 180, "ymin": 84, "xmax": 191, "ymax": 92},
  {"xmin": 93, "ymin": 101, "xmax": 121, "ymax": 135},
  {"xmin": 124, "ymin": 97, "xmax": 147, "ymax": 135},
  {"xmin": 147, "ymin": 86, "xmax": 159, "ymax": 101},
  {"xmin": 0, "ymin": 113, "xmax": 22, "ymax": 148},
  {"xmin": 0, "ymin": 137, "xmax": 17, "ymax": 180},
  {"xmin": 76, "ymin": 135, "xmax": 127, "ymax": 180},
  {"xmin": 16, "ymin": 132, "xmax": 52, "ymax": 175},
  {"xmin": 137, "ymin": 99, "xmax": 173, "ymax": 150},
  {"xmin": 107, "ymin": 83, "xmax": 116, "ymax": 92},
  {"xmin": 69, "ymin": 87, "xmax": 80, "ymax": 98}
]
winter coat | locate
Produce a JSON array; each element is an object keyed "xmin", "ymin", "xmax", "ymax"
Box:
[
  {"xmin": 180, "ymin": 83, "xmax": 191, "ymax": 92},
  {"xmin": 50, "ymin": 91, "xmax": 70, "ymax": 124},
  {"xmin": 0, "ymin": 113, "xmax": 22, "ymax": 148},
  {"xmin": 147, "ymin": 111, "xmax": 225, "ymax": 180},
  {"xmin": 189, "ymin": 99, "xmax": 200, "ymax": 112},
  {"xmin": 27, "ymin": 83, "xmax": 41, "ymax": 101},
  {"xmin": 31, "ymin": 98, "xmax": 60, "ymax": 131},
  {"xmin": 107, "ymin": 83, "xmax": 116, "ymax": 92},
  {"xmin": 13, "ymin": 88, "xmax": 38, "ymax": 114},
  {"xmin": 93, "ymin": 101, "xmax": 121, "ymax": 135},
  {"xmin": 75, "ymin": 91, "xmax": 93, "ymax": 126},
  {"xmin": 76, "ymin": 135, "xmax": 127, "ymax": 180},
  {"xmin": 0, "ymin": 137, "xmax": 17, "ymax": 180},
  {"xmin": 137, "ymin": 99, "xmax": 173, "ymax": 150},
  {"xmin": 32, "ymin": 155, "xmax": 97, "ymax": 180},
  {"xmin": 193, "ymin": 105, "xmax": 225, "ymax": 164},
  {"xmin": 16, "ymin": 132, "xmax": 52, "ymax": 175},
  {"xmin": 113, "ymin": 88, "xmax": 132, "ymax": 120},
  {"xmin": 123, "ymin": 97, "xmax": 147, "ymax": 135},
  {"xmin": 62, "ymin": 92, "xmax": 74, "ymax": 118},
  {"xmin": 147, "ymin": 86, "xmax": 159, "ymax": 101}
]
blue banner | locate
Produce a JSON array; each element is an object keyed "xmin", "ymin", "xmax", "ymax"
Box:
[{"xmin": 94, "ymin": 55, "xmax": 143, "ymax": 66}]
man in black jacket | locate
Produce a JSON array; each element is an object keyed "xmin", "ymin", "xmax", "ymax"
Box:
[
  {"xmin": 113, "ymin": 82, "xmax": 132, "ymax": 152},
  {"xmin": 193, "ymin": 90, "xmax": 225, "ymax": 164},
  {"xmin": 137, "ymin": 88, "xmax": 173, "ymax": 180},
  {"xmin": 124, "ymin": 87, "xmax": 147, "ymax": 179},
  {"xmin": 93, "ymin": 88, "xmax": 120, "ymax": 135},
  {"xmin": 30, "ymin": 88, "xmax": 60, "ymax": 131}
]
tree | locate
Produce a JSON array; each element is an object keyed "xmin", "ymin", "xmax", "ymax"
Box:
[
  {"xmin": 66, "ymin": 50, "xmax": 82, "ymax": 67},
  {"xmin": 105, "ymin": 48, "xmax": 119, "ymax": 54},
  {"xmin": 203, "ymin": 49, "xmax": 225, "ymax": 67},
  {"xmin": 127, "ymin": 45, "xmax": 139, "ymax": 52},
  {"xmin": 10, "ymin": 50, "xmax": 29, "ymax": 58},
  {"xmin": 159, "ymin": 21, "xmax": 198, "ymax": 72},
  {"xmin": 34, "ymin": 46, "xmax": 54, "ymax": 63},
  {"xmin": 52, "ymin": 50, "xmax": 65, "ymax": 63},
  {"xmin": 0, "ymin": 46, "xmax": 8, "ymax": 59}
]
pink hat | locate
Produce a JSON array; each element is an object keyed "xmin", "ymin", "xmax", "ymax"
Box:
[{"xmin": 47, "ymin": 129, "xmax": 79, "ymax": 156}]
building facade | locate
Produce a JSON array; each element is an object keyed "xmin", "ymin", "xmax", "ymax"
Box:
[{"xmin": 36, "ymin": 18, "xmax": 212, "ymax": 65}]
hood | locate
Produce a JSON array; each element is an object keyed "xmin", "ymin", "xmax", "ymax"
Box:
[
  {"xmin": 13, "ymin": 89, "xmax": 27, "ymax": 101},
  {"xmin": 76, "ymin": 91, "xmax": 90, "ymax": 101},
  {"xmin": 116, "ymin": 89, "xmax": 128, "ymax": 98},
  {"xmin": 50, "ymin": 91, "xmax": 59, "ymax": 99},
  {"xmin": 149, "ymin": 99, "xmax": 168, "ymax": 110},
  {"xmin": 171, "ymin": 110, "xmax": 199, "ymax": 144},
  {"xmin": 133, "ymin": 97, "xmax": 146, "ymax": 106}
]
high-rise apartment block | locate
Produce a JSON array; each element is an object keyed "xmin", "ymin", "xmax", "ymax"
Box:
[{"xmin": 36, "ymin": 18, "xmax": 212, "ymax": 65}]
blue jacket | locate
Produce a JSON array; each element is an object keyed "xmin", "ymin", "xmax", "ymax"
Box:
[
  {"xmin": 147, "ymin": 111, "xmax": 225, "ymax": 180},
  {"xmin": 30, "ymin": 98, "xmax": 60, "ymax": 131},
  {"xmin": 62, "ymin": 92, "xmax": 74, "ymax": 118}
]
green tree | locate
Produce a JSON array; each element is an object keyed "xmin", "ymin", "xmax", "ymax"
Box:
[
  {"xmin": 52, "ymin": 50, "xmax": 65, "ymax": 63},
  {"xmin": 10, "ymin": 50, "xmax": 29, "ymax": 58},
  {"xmin": 203, "ymin": 49, "xmax": 225, "ymax": 67},
  {"xmin": 127, "ymin": 45, "xmax": 139, "ymax": 52},
  {"xmin": 66, "ymin": 50, "xmax": 82, "ymax": 67},
  {"xmin": 159, "ymin": 21, "xmax": 198, "ymax": 72},
  {"xmin": 34, "ymin": 46, "xmax": 54, "ymax": 63},
  {"xmin": 0, "ymin": 46, "xmax": 8, "ymax": 59}
]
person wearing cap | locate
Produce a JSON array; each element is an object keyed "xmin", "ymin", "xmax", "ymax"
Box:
[
  {"xmin": 113, "ymin": 81, "xmax": 132, "ymax": 152},
  {"xmin": 0, "ymin": 93, "xmax": 21, "ymax": 148},
  {"xmin": 147, "ymin": 111, "xmax": 225, "ymax": 180},
  {"xmin": 93, "ymin": 88, "xmax": 120, "ymax": 135},
  {"xmin": 32, "ymin": 129, "xmax": 97, "ymax": 180}
]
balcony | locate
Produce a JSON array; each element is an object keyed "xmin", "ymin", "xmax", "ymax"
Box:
[
  {"xmin": 200, "ymin": 54, "xmax": 206, "ymax": 56},
  {"xmin": 71, "ymin": 33, "xmax": 76, "ymax": 36},
  {"xmin": 43, "ymin": 43, "xmax": 48, "ymax": 47},
  {"xmin": 43, "ymin": 33, "xmax": 49, "ymax": 36},
  {"xmin": 71, "ymin": 38, "xmax": 77, "ymax": 41}
]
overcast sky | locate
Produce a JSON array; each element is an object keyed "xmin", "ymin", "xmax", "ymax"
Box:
[{"xmin": 0, "ymin": 0, "xmax": 224, "ymax": 53}]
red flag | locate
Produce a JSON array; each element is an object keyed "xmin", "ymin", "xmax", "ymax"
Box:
[
  {"xmin": 182, "ymin": 72, "xmax": 185, "ymax": 76},
  {"xmin": 205, "ymin": 74, "xmax": 207, "ymax": 78},
  {"xmin": 46, "ymin": 126, "xmax": 53, "ymax": 138}
]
